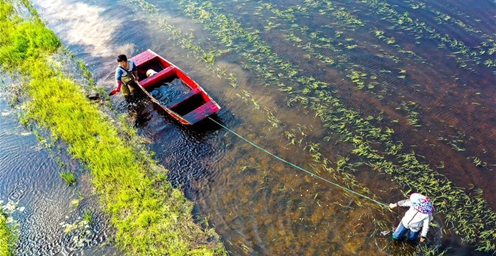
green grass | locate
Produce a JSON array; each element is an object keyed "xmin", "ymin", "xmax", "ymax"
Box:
[
  {"xmin": 0, "ymin": 4, "xmax": 18, "ymax": 254},
  {"xmin": 0, "ymin": 207, "xmax": 16, "ymax": 256},
  {"xmin": 0, "ymin": 0, "xmax": 225, "ymax": 255}
]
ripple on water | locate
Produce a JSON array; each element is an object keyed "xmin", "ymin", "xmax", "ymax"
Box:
[
  {"xmin": 0, "ymin": 131, "xmax": 34, "ymax": 164},
  {"xmin": 131, "ymin": 93, "xmax": 228, "ymax": 196},
  {"xmin": 0, "ymin": 95, "xmax": 116, "ymax": 255}
]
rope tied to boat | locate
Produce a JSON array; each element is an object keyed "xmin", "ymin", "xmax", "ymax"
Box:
[{"xmin": 208, "ymin": 117, "xmax": 389, "ymax": 208}]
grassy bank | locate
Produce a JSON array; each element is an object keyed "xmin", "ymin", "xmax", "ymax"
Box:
[
  {"xmin": 0, "ymin": 206, "xmax": 16, "ymax": 256},
  {"xmin": 0, "ymin": 0, "xmax": 225, "ymax": 255}
]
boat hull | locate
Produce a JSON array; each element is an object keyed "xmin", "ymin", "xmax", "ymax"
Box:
[{"xmin": 130, "ymin": 49, "xmax": 220, "ymax": 125}]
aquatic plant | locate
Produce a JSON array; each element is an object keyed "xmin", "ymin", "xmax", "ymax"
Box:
[
  {"xmin": 60, "ymin": 171, "xmax": 77, "ymax": 186},
  {"xmin": 167, "ymin": 0, "xmax": 496, "ymax": 252},
  {"xmin": 117, "ymin": 0, "xmax": 495, "ymax": 253},
  {"xmin": 0, "ymin": 1, "xmax": 225, "ymax": 254},
  {"xmin": 256, "ymin": 0, "xmax": 492, "ymax": 164},
  {"xmin": 358, "ymin": 0, "xmax": 495, "ymax": 72},
  {"xmin": 83, "ymin": 209, "xmax": 93, "ymax": 224}
]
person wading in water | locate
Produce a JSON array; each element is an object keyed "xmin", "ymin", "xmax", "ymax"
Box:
[
  {"xmin": 109, "ymin": 54, "xmax": 139, "ymax": 99},
  {"xmin": 389, "ymin": 193, "xmax": 434, "ymax": 243}
]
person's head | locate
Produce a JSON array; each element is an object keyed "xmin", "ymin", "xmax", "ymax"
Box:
[{"xmin": 117, "ymin": 54, "xmax": 128, "ymax": 64}]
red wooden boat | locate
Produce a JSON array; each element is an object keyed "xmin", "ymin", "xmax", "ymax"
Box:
[{"xmin": 131, "ymin": 49, "xmax": 220, "ymax": 125}]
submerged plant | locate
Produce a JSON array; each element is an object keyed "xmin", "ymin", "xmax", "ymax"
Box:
[{"xmin": 119, "ymin": 0, "xmax": 496, "ymax": 253}]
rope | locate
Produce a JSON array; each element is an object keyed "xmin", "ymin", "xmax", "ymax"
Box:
[{"xmin": 208, "ymin": 117, "xmax": 389, "ymax": 208}]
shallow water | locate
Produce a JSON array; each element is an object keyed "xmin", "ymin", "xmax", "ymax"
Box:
[
  {"xmin": 0, "ymin": 78, "xmax": 118, "ymax": 255},
  {"xmin": 2, "ymin": 0, "xmax": 495, "ymax": 254}
]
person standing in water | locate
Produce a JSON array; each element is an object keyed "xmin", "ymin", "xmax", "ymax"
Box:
[
  {"xmin": 389, "ymin": 193, "xmax": 433, "ymax": 243},
  {"xmin": 109, "ymin": 54, "xmax": 139, "ymax": 97}
]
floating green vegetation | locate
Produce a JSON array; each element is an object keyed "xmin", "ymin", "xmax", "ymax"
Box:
[
  {"xmin": 0, "ymin": 206, "xmax": 17, "ymax": 256},
  {"xmin": 242, "ymin": 0, "xmax": 425, "ymax": 105},
  {"xmin": 60, "ymin": 171, "xmax": 77, "ymax": 186},
  {"xmin": 398, "ymin": 101, "xmax": 421, "ymax": 128},
  {"xmin": 83, "ymin": 209, "xmax": 93, "ymax": 224},
  {"xmin": 118, "ymin": 0, "xmax": 495, "ymax": 253},
  {"xmin": 200, "ymin": 0, "xmax": 490, "ymax": 168},
  {"xmin": 358, "ymin": 0, "xmax": 496, "ymax": 72},
  {"xmin": 404, "ymin": 0, "xmax": 494, "ymax": 50},
  {"xmin": 0, "ymin": 0, "xmax": 225, "ymax": 254},
  {"xmin": 160, "ymin": 0, "xmax": 496, "ymax": 252}
]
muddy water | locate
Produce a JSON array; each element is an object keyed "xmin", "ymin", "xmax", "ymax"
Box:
[{"xmin": 2, "ymin": 0, "xmax": 494, "ymax": 255}]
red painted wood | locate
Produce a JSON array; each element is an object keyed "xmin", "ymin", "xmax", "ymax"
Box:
[
  {"xmin": 140, "ymin": 66, "xmax": 175, "ymax": 89},
  {"xmin": 183, "ymin": 102, "xmax": 221, "ymax": 125},
  {"xmin": 131, "ymin": 49, "xmax": 221, "ymax": 125}
]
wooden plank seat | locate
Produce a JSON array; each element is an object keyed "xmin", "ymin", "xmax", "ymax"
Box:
[
  {"xmin": 183, "ymin": 102, "xmax": 220, "ymax": 124},
  {"xmin": 167, "ymin": 88, "xmax": 202, "ymax": 109}
]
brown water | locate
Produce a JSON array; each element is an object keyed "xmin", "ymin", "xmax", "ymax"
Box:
[{"xmin": 2, "ymin": 0, "xmax": 494, "ymax": 254}]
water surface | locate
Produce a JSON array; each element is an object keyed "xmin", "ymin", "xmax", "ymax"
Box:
[
  {"xmin": 3, "ymin": 0, "xmax": 495, "ymax": 254},
  {"xmin": 0, "ymin": 77, "xmax": 117, "ymax": 255}
]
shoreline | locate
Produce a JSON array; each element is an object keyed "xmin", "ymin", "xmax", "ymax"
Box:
[
  {"xmin": 0, "ymin": 0, "xmax": 226, "ymax": 254},
  {"xmin": 0, "ymin": 206, "xmax": 16, "ymax": 256}
]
